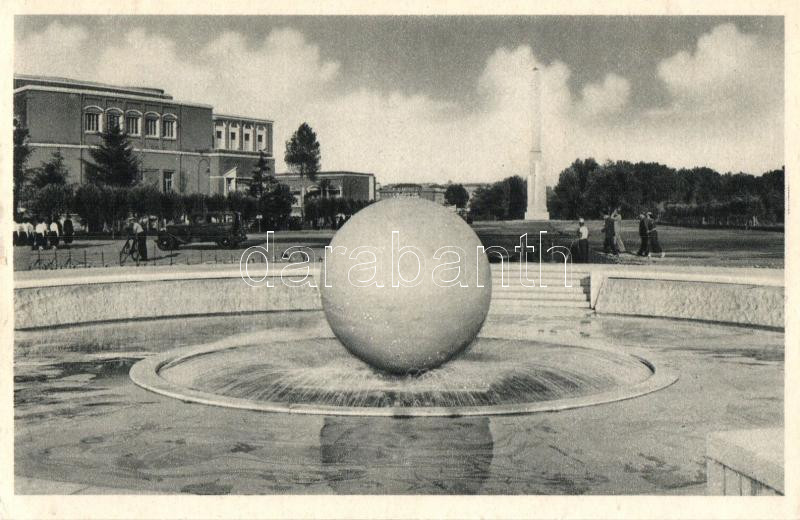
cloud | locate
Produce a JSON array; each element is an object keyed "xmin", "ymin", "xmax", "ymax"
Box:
[
  {"xmin": 578, "ymin": 73, "xmax": 630, "ymax": 116},
  {"xmin": 15, "ymin": 21, "xmax": 94, "ymax": 79},
  {"xmin": 656, "ymin": 23, "xmax": 782, "ymax": 112},
  {"xmin": 15, "ymin": 22, "xmax": 783, "ymax": 185}
]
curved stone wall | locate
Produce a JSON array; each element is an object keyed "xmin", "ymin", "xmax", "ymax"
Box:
[
  {"xmin": 593, "ymin": 277, "xmax": 784, "ymax": 329},
  {"xmin": 13, "ymin": 265, "xmax": 784, "ymax": 330},
  {"xmin": 14, "ymin": 268, "xmax": 320, "ymax": 330}
]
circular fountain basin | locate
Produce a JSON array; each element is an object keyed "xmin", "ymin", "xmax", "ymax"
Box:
[{"xmin": 130, "ymin": 334, "xmax": 676, "ymax": 417}]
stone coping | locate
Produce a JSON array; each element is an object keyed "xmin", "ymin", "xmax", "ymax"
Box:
[
  {"xmin": 706, "ymin": 428, "xmax": 784, "ymax": 494},
  {"xmin": 14, "ymin": 262, "xmax": 782, "ymax": 289},
  {"xmin": 129, "ymin": 330, "xmax": 678, "ymax": 417},
  {"xmin": 589, "ymin": 267, "xmax": 783, "ymax": 308},
  {"xmin": 14, "ymin": 263, "xmax": 784, "ymax": 330},
  {"xmin": 14, "ymin": 264, "xmax": 313, "ymax": 289}
]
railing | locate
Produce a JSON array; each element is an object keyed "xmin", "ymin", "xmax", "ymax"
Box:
[
  {"xmin": 19, "ymin": 246, "xmax": 267, "ymax": 271},
  {"xmin": 15, "ymin": 234, "xmax": 280, "ymax": 271}
]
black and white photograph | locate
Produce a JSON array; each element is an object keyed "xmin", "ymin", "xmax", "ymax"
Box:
[{"xmin": 1, "ymin": 2, "xmax": 797, "ymax": 519}]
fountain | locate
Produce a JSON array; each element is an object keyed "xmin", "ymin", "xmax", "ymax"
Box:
[{"xmin": 130, "ymin": 198, "xmax": 675, "ymax": 416}]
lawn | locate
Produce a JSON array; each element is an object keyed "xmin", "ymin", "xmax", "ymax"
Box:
[
  {"xmin": 472, "ymin": 220, "xmax": 784, "ymax": 268},
  {"xmin": 11, "ymin": 220, "xmax": 783, "ymax": 271}
]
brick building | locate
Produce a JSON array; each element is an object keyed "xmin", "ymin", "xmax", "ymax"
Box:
[
  {"xmin": 13, "ymin": 74, "xmax": 275, "ymax": 195},
  {"xmin": 275, "ymin": 171, "xmax": 377, "ymax": 217}
]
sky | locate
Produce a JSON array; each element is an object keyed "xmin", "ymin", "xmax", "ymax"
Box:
[{"xmin": 14, "ymin": 16, "xmax": 784, "ymax": 185}]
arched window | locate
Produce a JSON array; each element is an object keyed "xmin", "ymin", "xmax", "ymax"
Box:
[
  {"xmin": 144, "ymin": 112, "xmax": 160, "ymax": 138},
  {"xmin": 83, "ymin": 105, "xmax": 103, "ymax": 133},
  {"xmin": 125, "ymin": 110, "xmax": 142, "ymax": 136},
  {"xmin": 162, "ymin": 113, "xmax": 177, "ymax": 140},
  {"xmin": 243, "ymin": 124, "xmax": 254, "ymax": 150},
  {"xmin": 105, "ymin": 108, "xmax": 123, "ymax": 132}
]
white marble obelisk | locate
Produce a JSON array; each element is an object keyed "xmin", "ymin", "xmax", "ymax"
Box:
[{"xmin": 524, "ymin": 66, "xmax": 550, "ymax": 220}]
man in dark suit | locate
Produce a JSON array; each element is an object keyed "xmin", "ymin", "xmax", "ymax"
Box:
[
  {"xmin": 602, "ymin": 213, "xmax": 617, "ymax": 255},
  {"xmin": 636, "ymin": 213, "xmax": 649, "ymax": 256}
]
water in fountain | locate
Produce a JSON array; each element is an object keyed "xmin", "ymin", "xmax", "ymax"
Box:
[{"xmin": 159, "ymin": 337, "xmax": 653, "ymax": 409}]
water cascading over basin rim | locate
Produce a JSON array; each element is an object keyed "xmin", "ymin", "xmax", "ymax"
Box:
[{"xmin": 129, "ymin": 335, "xmax": 678, "ymax": 417}]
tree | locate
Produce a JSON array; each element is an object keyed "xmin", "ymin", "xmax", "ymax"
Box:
[
  {"xmin": 85, "ymin": 125, "xmax": 140, "ymax": 187},
  {"xmin": 160, "ymin": 191, "xmax": 185, "ymax": 224},
  {"xmin": 285, "ymin": 122, "xmax": 321, "ymax": 179},
  {"xmin": 32, "ymin": 151, "xmax": 70, "ymax": 188},
  {"xmin": 127, "ymin": 185, "xmax": 162, "ymax": 218},
  {"xmin": 259, "ymin": 183, "xmax": 295, "ymax": 230},
  {"xmin": 13, "ymin": 118, "xmax": 33, "ymax": 218},
  {"xmin": 72, "ymin": 184, "xmax": 105, "ymax": 232},
  {"xmin": 469, "ymin": 184, "xmax": 507, "ymax": 220},
  {"xmin": 249, "ymin": 151, "xmax": 272, "ymax": 198},
  {"xmin": 227, "ymin": 191, "xmax": 258, "ymax": 222},
  {"xmin": 503, "ymin": 175, "xmax": 527, "ymax": 219},
  {"xmin": 445, "ymin": 184, "xmax": 469, "ymax": 208},
  {"xmin": 31, "ymin": 184, "xmax": 72, "ymax": 221},
  {"xmin": 285, "ymin": 122, "xmax": 321, "ymax": 220}
]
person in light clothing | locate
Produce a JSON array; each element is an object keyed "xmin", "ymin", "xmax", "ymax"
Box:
[
  {"xmin": 13, "ymin": 218, "xmax": 21, "ymax": 246},
  {"xmin": 34, "ymin": 218, "xmax": 48, "ymax": 250},
  {"xmin": 130, "ymin": 217, "xmax": 148, "ymax": 261},
  {"xmin": 576, "ymin": 218, "xmax": 589, "ymax": 263},
  {"xmin": 48, "ymin": 219, "xmax": 60, "ymax": 248},
  {"xmin": 25, "ymin": 219, "xmax": 35, "ymax": 246},
  {"xmin": 611, "ymin": 207, "xmax": 626, "ymax": 254}
]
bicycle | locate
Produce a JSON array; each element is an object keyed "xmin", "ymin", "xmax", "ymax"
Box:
[
  {"xmin": 119, "ymin": 235, "xmax": 141, "ymax": 266},
  {"xmin": 60, "ymin": 250, "xmax": 82, "ymax": 269},
  {"xmin": 28, "ymin": 249, "xmax": 56, "ymax": 270}
]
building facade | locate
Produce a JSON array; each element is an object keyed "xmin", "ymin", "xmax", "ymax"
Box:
[
  {"xmin": 378, "ymin": 184, "xmax": 447, "ymax": 205},
  {"xmin": 275, "ymin": 171, "xmax": 377, "ymax": 217},
  {"xmin": 13, "ymin": 74, "xmax": 275, "ymax": 195}
]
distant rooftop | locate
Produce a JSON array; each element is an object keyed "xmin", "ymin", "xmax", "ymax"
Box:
[
  {"xmin": 14, "ymin": 74, "xmax": 172, "ymax": 100},
  {"xmin": 277, "ymin": 171, "xmax": 375, "ymax": 178},
  {"xmin": 213, "ymin": 113, "xmax": 274, "ymax": 124}
]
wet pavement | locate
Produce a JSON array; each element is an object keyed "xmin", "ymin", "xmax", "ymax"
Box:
[{"xmin": 14, "ymin": 308, "xmax": 783, "ymax": 494}]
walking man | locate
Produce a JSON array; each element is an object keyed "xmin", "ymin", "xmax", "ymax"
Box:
[
  {"xmin": 577, "ymin": 218, "xmax": 589, "ymax": 263},
  {"xmin": 603, "ymin": 213, "xmax": 618, "ymax": 255},
  {"xmin": 63, "ymin": 214, "xmax": 74, "ymax": 246},
  {"xmin": 636, "ymin": 213, "xmax": 649, "ymax": 256},
  {"xmin": 646, "ymin": 211, "xmax": 665, "ymax": 258},
  {"xmin": 132, "ymin": 217, "xmax": 148, "ymax": 261}
]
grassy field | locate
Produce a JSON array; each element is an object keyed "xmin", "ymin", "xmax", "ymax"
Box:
[
  {"xmin": 473, "ymin": 220, "xmax": 784, "ymax": 268},
  {"xmin": 12, "ymin": 220, "xmax": 783, "ymax": 271}
]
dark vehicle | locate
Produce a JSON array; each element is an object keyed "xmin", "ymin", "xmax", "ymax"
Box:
[{"xmin": 156, "ymin": 212, "xmax": 247, "ymax": 250}]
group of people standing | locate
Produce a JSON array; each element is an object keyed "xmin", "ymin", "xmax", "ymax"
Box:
[
  {"xmin": 636, "ymin": 212, "xmax": 664, "ymax": 258},
  {"xmin": 573, "ymin": 209, "xmax": 665, "ymax": 263},
  {"xmin": 13, "ymin": 215, "xmax": 74, "ymax": 250}
]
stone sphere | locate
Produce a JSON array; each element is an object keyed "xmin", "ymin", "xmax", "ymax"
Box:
[{"xmin": 320, "ymin": 198, "xmax": 491, "ymax": 374}]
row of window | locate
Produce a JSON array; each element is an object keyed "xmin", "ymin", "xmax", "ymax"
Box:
[
  {"xmin": 137, "ymin": 170, "xmax": 175, "ymax": 192},
  {"xmin": 84, "ymin": 108, "xmax": 176, "ymax": 139},
  {"xmin": 215, "ymin": 129, "xmax": 264, "ymax": 145}
]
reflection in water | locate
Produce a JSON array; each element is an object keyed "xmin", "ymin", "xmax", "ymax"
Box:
[{"xmin": 320, "ymin": 416, "xmax": 493, "ymax": 494}]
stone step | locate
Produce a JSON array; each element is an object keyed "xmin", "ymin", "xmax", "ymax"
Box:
[
  {"xmin": 492, "ymin": 291, "xmax": 589, "ymax": 302},
  {"xmin": 490, "ymin": 267, "xmax": 590, "ymax": 274},
  {"xmin": 491, "ymin": 284, "xmax": 589, "ymax": 294},
  {"xmin": 492, "ymin": 278, "xmax": 590, "ymax": 287},
  {"xmin": 490, "ymin": 299, "xmax": 591, "ymax": 309}
]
